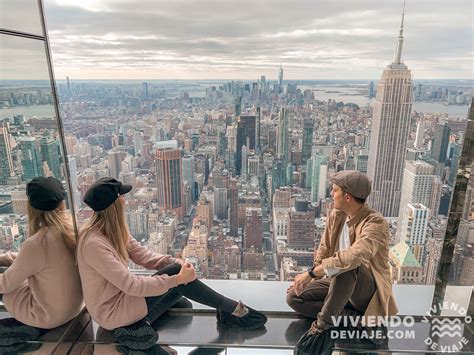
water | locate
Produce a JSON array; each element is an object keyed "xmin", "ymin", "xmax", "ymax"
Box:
[
  {"xmin": 0, "ymin": 86, "xmax": 469, "ymax": 120},
  {"xmin": 0, "ymin": 104, "xmax": 55, "ymax": 120},
  {"xmin": 303, "ymin": 86, "xmax": 469, "ymax": 118}
]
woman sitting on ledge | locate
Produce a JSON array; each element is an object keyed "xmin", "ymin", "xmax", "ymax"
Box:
[
  {"xmin": 0, "ymin": 177, "xmax": 83, "ymax": 329},
  {"xmin": 78, "ymin": 177, "xmax": 267, "ymax": 350}
]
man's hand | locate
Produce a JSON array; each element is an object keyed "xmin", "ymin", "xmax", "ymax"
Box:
[
  {"xmin": 313, "ymin": 265, "xmax": 325, "ymax": 278},
  {"xmin": 294, "ymin": 272, "xmax": 312, "ymax": 296},
  {"xmin": 0, "ymin": 252, "xmax": 16, "ymax": 267}
]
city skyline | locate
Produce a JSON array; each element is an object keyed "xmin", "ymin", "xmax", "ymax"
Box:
[{"xmin": 3, "ymin": 0, "xmax": 471, "ymax": 80}]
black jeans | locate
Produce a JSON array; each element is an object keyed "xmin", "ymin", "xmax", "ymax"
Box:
[{"xmin": 144, "ymin": 263, "xmax": 237, "ymax": 324}]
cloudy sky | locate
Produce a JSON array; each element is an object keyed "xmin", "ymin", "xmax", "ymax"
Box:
[{"xmin": 2, "ymin": 0, "xmax": 472, "ymax": 80}]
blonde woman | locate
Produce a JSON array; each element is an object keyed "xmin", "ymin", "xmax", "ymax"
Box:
[
  {"xmin": 0, "ymin": 177, "xmax": 83, "ymax": 331},
  {"xmin": 78, "ymin": 178, "xmax": 266, "ymax": 350}
]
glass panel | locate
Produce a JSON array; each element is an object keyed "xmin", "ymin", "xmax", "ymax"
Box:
[
  {"xmin": 0, "ymin": 0, "xmax": 44, "ymax": 37},
  {"xmin": 0, "ymin": 33, "xmax": 74, "ymax": 257},
  {"xmin": 46, "ymin": 1, "xmax": 472, "ymax": 316}
]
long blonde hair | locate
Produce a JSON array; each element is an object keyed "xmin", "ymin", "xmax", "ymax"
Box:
[
  {"xmin": 79, "ymin": 199, "xmax": 130, "ymax": 262},
  {"xmin": 27, "ymin": 201, "xmax": 76, "ymax": 254}
]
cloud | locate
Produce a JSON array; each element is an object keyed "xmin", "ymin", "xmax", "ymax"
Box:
[{"xmin": 3, "ymin": 0, "xmax": 472, "ymax": 79}]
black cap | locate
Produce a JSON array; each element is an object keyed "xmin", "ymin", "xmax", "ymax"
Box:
[
  {"xmin": 83, "ymin": 177, "xmax": 132, "ymax": 212},
  {"xmin": 26, "ymin": 177, "xmax": 66, "ymax": 211}
]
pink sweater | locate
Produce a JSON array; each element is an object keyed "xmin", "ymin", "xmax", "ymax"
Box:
[
  {"xmin": 0, "ymin": 228, "xmax": 84, "ymax": 329},
  {"xmin": 77, "ymin": 231, "xmax": 179, "ymax": 330}
]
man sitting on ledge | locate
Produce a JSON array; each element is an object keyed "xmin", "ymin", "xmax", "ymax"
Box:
[{"xmin": 286, "ymin": 170, "xmax": 398, "ymax": 341}]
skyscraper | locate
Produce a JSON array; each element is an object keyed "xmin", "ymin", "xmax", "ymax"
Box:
[
  {"xmin": 40, "ymin": 132, "xmax": 61, "ymax": 179},
  {"xmin": 431, "ymin": 123, "xmax": 451, "ymax": 163},
  {"xmin": 0, "ymin": 124, "xmax": 15, "ymax": 184},
  {"xmin": 397, "ymin": 161, "xmax": 440, "ymax": 242},
  {"xmin": 302, "ymin": 118, "xmax": 313, "ymax": 164},
  {"xmin": 398, "ymin": 203, "xmax": 430, "ymax": 264},
  {"xmin": 156, "ymin": 148, "xmax": 184, "ymax": 220},
  {"xmin": 244, "ymin": 207, "xmax": 263, "ymax": 251},
  {"xmin": 277, "ymin": 108, "xmax": 289, "ymax": 166},
  {"xmin": 414, "ymin": 119, "xmax": 426, "ymax": 149},
  {"xmin": 255, "ymin": 107, "xmax": 261, "ymax": 154},
  {"xmin": 278, "ymin": 66, "xmax": 283, "ymax": 87},
  {"xmin": 235, "ymin": 115, "xmax": 256, "ymax": 175},
  {"xmin": 229, "ymin": 178, "xmax": 239, "ymax": 237},
  {"xmin": 367, "ymin": 6, "xmax": 413, "ymax": 217},
  {"xmin": 19, "ymin": 136, "xmax": 42, "ymax": 182}
]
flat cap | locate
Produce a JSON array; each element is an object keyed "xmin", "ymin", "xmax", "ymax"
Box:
[{"xmin": 329, "ymin": 170, "xmax": 371, "ymax": 200}]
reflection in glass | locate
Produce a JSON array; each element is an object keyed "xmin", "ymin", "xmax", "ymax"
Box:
[
  {"xmin": 0, "ymin": 0, "xmax": 43, "ymax": 36},
  {"xmin": 0, "ymin": 33, "xmax": 71, "ymax": 256}
]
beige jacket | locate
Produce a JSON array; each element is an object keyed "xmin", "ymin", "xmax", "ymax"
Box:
[
  {"xmin": 314, "ymin": 204, "xmax": 398, "ymax": 317},
  {"xmin": 0, "ymin": 228, "xmax": 84, "ymax": 328}
]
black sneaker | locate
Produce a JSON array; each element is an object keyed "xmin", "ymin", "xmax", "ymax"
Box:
[
  {"xmin": 294, "ymin": 321, "xmax": 333, "ymax": 355},
  {"xmin": 112, "ymin": 319, "xmax": 158, "ymax": 350},
  {"xmin": 216, "ymin": 303, "xmax": 267, "ymax": 330}
]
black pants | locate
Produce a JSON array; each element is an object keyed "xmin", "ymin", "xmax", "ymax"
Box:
[{"xmin": 144, "ymin": 263, "xmax": 237, "ymax": 324}]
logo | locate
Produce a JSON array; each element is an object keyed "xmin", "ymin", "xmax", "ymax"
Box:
[{"xmin": 422, "ymin": 301, "xmax": 472, "ymax": 353}]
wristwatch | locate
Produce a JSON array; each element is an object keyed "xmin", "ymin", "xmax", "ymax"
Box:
[{"xmin": 307, "ymin": 265, "xmax": 317, "ymax": 278}]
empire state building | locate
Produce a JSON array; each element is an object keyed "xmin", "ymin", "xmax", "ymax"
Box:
[{"xmin": 367, "ymin": 4, "xmax": 413, "ymax": 217}]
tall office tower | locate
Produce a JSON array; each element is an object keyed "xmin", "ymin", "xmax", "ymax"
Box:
[
  {"xmin": 67, "ymin": 156, "xmax": 82, "ymax": 209},
  {"xmin": 278, "ymin": 66, "xmax": 283, "ymax": 87},
  {"xmin": 66, "ymin": 76, "xmax": 71, "ymax": 94},
  {"xmin": 235, "ymin": 115, "xmax": 256, "ymax": 175},
  {"xmin": 156, "ymin": 148, "xmax": 184, "ymax": 220},
  {"xmin": 368, "ymin": 81, "xmax": 375, "ymax": 98},
  {"xmin": 398, "ymin": 203, "xmax": 430, "ymax": 264},
  {"xmin": 305, "ymin": 157, "xmax": 313, "ymax": 189},
  {"xmin": 108, "ymin": 150, "xmax": 122, "ymax": 179},
  {"xmin": 134, "ymin": 131, "xmax": 143, "ymax": 156},
  {"xmin": 142, "ymin": 82, "xmax": 149, "ymax": 99},
  {"xmin": 0, "ymin": 125, "xmax": 15, "ymax": 184},
  {"xmin": 244, "ymin": 207, "xmax": 263, "ymax": 251},
  {"xmin": 277, "ymin": 108, "xmax": 289, "ymax": 164},
  {"xmin": 18, "ymin": 136, "xmax": 41, "ymax": 181},
  {"xmin": 355, "ymin": 154, "xmax": 369, "ymax": 173},
  {"xmin": 288, "ymin": 199, "xmax": 315, "ymax": 249},
  {"xmin": 447, "ymin": 142, "xmax": 461, "ymax": 186},
  {"xmin": 229, "ymin": 178, "xmax": 239, "ymax": 237},
  {"xmin": 255, "ymin": 107, "xmax": 261, "ymax": 154},
  {"xmin": 182, "ymin": 155, "xmax": 195, "ymax": 198},
  {"xmin": 226, "ymin": 125, "xmax": 237, "ymax": 172},
  {"xmin": 235, "ymin": 96, "xmax": 242, "ymax": 117},
  {"xmin": 214, "ymin": 187, "xmax": 227, "ymax": 220},
  {"xmin": 40, "ymin": 133, "xmax": 61, "ymax": 179},
  {"xmin": 241, "ymin": 145, "xmax": 248, "ymax": 180},
  {"xmin": 272, "ymin": 158, "xmax": 286, "ymax": 191},
  {"xmin": 248, "ymin": 156, "xmax": 260, "ymax": 177},
  {"xmin": 414, "ymin": 119, "xmax": 426, "ymax": 149},
  {"xmin": 431, "ymin": 123, "xmax": 450, "ymax": 163},
  {"xmin": 302, "ymin": 118, "xmax": 314, "ymax": 164},
  {"xmin": 424, "ymin": 237, "xmax": 443, "ymax": 285},
  {"xmin": 367, "ymin": 7, "xmax": 413, "ymax": 217},
  {"xmin": 196, "ymin": 196, "xmax": 213, "ymax": 231},
  {"xmin": 397, "ymin": 161, "xmax": 440, "ymax": 238},
  {"xmin": 311, "ymin": 155, "xmax": 326, "ymax": 203}
]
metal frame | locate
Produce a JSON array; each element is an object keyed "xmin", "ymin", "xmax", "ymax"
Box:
[{"xmin": 36, "ymin": 0, "xmax": 80, "ymax": 239}]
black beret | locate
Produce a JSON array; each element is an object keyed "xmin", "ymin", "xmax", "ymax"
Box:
[
  {"xmin": 26, "ymin": 177, "xmax": 66, "ymax": 211},
  {"xmin": 83, "ymin": 177, "xmax": 132, "ymax": 212}
]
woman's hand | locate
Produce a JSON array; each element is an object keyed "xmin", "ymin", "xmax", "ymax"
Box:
[
  {"xmin": 0, "ymin": 252, "xmax": 16, "ymax": 267},
  {"xmin": 176, "ymin": 262, "xmax": 196, "ymax": 285},
  {"xmin": 175, "ymin": 258, "xmax": 186, "ymax": 266}
]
